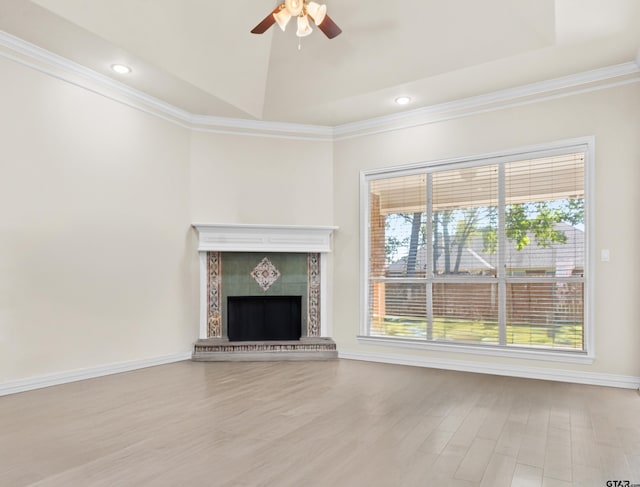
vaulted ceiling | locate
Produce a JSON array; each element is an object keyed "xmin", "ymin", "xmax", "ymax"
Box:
[{"xmin": 1, "ymin": 0, "xmax": 638, "ymax": 125}]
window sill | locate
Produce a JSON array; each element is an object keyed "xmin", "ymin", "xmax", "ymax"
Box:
[{"xmin": 357, "ymin": 335, "xmax": 595, "ymax": 364}]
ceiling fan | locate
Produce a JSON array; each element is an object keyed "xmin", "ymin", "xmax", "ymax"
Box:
[{"xmin": 251, "ymin": 0, "xmax": 342, "ymax": 39}]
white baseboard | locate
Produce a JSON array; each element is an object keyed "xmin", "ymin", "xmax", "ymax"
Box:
[
  {"xmin": 339, "ymin": 349, "xmax": 640, "ymax": 390},
  {"xmin": 4, "ymin": 349, "xmax": 636, "ymax": 396},
  {"xmin": 0, "ymin": 352, "xmax": 193, "ymax": 397}
]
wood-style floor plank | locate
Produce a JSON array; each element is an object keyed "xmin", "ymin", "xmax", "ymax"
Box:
[
  {"xmin": 0, "ymin": 359, "xmax": 639, "ymax": 486},
  {"xmin": 480, "ymin": 452, "xmax": 517, "ymax": 487}
]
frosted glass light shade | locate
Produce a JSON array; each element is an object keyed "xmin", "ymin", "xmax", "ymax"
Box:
[
  {"xmin": 274, "ymin": 8, "xmax": 292, "ymax": 31},
  {"xmin": 306, "ymin": 2, "xmax": 327, "ymax": 25},
  {"xmin": 285, "ymin": 0, "xmax": 303, "ymax": 16},
  {"xmin": 296, "ymin": 14, "xmax": 313, "ymax": 37}
]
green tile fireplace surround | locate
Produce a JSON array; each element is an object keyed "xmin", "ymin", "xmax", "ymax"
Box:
[{"xmin": 221, "ymin": 252, "xmax": 309, "ymax": 337}]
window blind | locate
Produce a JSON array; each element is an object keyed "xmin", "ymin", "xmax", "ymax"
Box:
[
  {"xmin": 369, "ymin": 174, "xmax": 427, "ymax": 337},
  {"xmin": 503, "ymin": 153, "xmax": 585, "ymax": 349},
  {"xmin": 365, "ymin": 148, "xmax": 587, "ymax": 352}
]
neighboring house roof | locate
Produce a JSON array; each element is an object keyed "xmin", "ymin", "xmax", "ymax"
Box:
[{"xmin": 388, "ymin": 222, "xmax": 584, "ymax": 275}]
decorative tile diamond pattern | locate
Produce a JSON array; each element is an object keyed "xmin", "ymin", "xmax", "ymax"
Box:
[{"xmin": 251, "ymin": 257, "xmax": 281, "ymax": 291}]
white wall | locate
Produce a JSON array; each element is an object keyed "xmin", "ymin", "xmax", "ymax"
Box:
[
  {"xmin": 190, "ymin": 132, "xmax": 333, "ymax": 226},
  {"xmin": 0, "ymin": 57, "xmax": 197, "ymax": 383},
  {"xmin": 333, "ymin": 83, "xmax": 640, "ymax": 379}
]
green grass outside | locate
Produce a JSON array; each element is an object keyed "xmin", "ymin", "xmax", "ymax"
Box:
[{"xmin": 371, "ymin": 316, "xmax": 583, "ymax": 349}]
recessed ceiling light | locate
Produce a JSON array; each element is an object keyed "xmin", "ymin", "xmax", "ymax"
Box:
[
  {"xmin": 111, "ymin": 64, "xmax": 132, "ymax": 75},
  {"xmin": 395, "ymin": 96, "xmax": 412, "ymax": 105}
]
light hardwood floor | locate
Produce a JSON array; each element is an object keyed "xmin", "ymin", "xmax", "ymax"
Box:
[{"xmin": 1, "ymin": 360, "xmax": 639, "ymax": 486}]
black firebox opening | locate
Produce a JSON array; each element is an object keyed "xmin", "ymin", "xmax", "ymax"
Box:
[{"xmin": 227, "ymin": 295, "xmax": 302, "ymax": 341}]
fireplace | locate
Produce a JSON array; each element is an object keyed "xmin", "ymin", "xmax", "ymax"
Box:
[
  {"xmin": 191, "ymin": 224, "xmax": 338, "ymax": 361},
  {"xmin": 228, "ymin": 296, "xmax": 302, "ymax": 341}
]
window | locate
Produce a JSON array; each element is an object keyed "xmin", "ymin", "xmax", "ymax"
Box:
[{"xmin": 362, "ymin": 141, "xmax": 591, "ymax": 358}]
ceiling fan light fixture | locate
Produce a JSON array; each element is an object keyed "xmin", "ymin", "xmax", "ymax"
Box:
[
  {"xmin": 274, "ymin": 8, "xmax": 292, "ymax": 31},
  {"xmin": 296, "ymin": 14, "xmax": 313, "ymax": 37},
  {"xmin": 250, "ymin": 1, "xmax": 341, "ymax": 40},
  {"xmin": 285, "ymin": 0, "xmax": 304, "ymax": 16},
  {"xmin": 306, "ymin": 2, "xmax": 327, "ymax": 25}
]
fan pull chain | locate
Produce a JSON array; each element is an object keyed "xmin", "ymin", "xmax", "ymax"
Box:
[{"xmin": 298, "ymin": 38, "xmax": 302, "ymax": 50}]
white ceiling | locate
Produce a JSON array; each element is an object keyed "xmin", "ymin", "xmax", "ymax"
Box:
[{"xmin": 0, "ymin": 0, "xmax": 638, "ymax": 125}]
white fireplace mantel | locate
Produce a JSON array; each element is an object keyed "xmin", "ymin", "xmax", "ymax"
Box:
[
  {"xmin": 192, "ymin": 223, "xmax": 338, "ymax": 340},
  {"xmin": 192, "ymin": 223, "xmax": 338, "ymax": 253}
]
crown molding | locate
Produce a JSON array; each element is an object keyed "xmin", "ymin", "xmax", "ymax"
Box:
[
  {"xmin": 0, "ymin": 30, "xmax": 194, "ymax": 128},
  {"xmin": 1, "ymin": 30, "xmax": 638, "ymax": 142},
  {"xmin": 0, "ymin": 30, "xmax": 332, "ymax": 141},
  {"xmin": 332, "ymin": 61, "xmax": 640, "ymax": 140},
  {"xmin": 189, "ymin": 114, "xmax": 333, "ymax": 140}
]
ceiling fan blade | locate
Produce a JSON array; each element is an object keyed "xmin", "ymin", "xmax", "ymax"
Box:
[
  {"xmin": 250, "ymin": 6, "xmax": 281, "ymax": 34},
  {"xmin": 317, "ymin": 14, "xmax": 342, "ymax": 39}
]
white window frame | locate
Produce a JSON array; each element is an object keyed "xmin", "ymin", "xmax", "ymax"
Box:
[{"xmin": 359, "ymin": 137, "xmax": 595, "ymax": 364}]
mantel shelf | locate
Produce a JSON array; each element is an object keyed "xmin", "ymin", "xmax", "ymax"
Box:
[{"xmin": 192, "ymin": 223, "xmax": 338, "ymax": 253}]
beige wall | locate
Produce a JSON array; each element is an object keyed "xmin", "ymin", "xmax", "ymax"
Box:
[
  {"xmin": 190, "ymin": 132, "xmax": 333, "ymax": 226},
  {"xmin": 0, "ymin": 57, "xmax": 197, "ymax": 382},
  {"xmin": 333, "ymin": 82, "xmax": 640, "ymax": 377}
]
